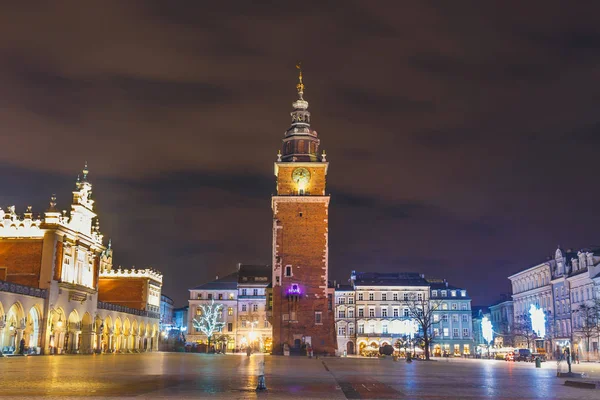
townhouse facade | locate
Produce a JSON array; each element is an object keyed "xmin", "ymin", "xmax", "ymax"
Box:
[
  {"xmin": 187, "ymin": 264, "xmax": 272, "ymax": 352},
  {"xmin": 333, "ymin": 271, "xmax": 474, "ymax": 357},
  {"xmin": 429, "ymin": 280, "xmax": 474, "ymax": 357}
]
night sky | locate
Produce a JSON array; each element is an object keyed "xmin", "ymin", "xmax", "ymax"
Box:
[{"xmin": 1, "ymin": 2, "xmax": 600, "ymax": 307}]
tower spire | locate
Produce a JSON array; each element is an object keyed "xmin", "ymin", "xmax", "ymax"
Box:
[
  {"xmin": 280, "ymin": 64, "xmax": 321, "ymax": 162},
  {"xmin": 296, "ymin": 63, "xmax": 305, "ymax": 100}
]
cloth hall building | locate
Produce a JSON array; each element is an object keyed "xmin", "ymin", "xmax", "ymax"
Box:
[{"xmin": 0, "ymin": 165, "xmax": 162, "ymax": 355}]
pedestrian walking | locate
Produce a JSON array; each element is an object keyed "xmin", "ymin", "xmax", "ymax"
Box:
[{"xmin": 19, "ymin": 338, "xmax": 25, "ymax": 355}]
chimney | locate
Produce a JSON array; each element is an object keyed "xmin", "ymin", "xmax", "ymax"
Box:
[{"xmin": 334, "ymin": 280, "xmax": 337, "ymax": 287}]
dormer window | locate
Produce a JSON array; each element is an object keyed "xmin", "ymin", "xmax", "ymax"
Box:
[
  {"xmin": 461, "ymin": 290, "xmax": 466, "ymax": 297},
  {"xmin": 451, "ymin": 291, "xmax": 456, "ymax": 297},
  {"xmin": 431, "ymin": 290, "xmax": 437, "ymax": 297},
  {"xmin": 441, "ymin": 290, "xmax": 447, "ymax": 297}
]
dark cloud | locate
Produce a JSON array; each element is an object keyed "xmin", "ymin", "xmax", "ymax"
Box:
[{"xmin": 1, "ymin": 1, "xmax": 600, "ymax": 306}]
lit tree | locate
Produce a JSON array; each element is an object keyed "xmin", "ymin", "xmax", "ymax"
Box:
[
  {"xmin": 574, "ymin": 303, "xmax": 598, "ymax": 362},
  {"xmin": 513, "ymin": 313, "xmax": 535, "ymax": 350},
  {"xmin": 192, "ymin": 300, "xmax": 225, "ymax": 352},
  {"xmin": 402, "ymin": 294, "xmax": 442, "ymax": 360}
]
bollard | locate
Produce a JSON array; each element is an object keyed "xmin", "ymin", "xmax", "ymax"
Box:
[
  {"xmin": 535, "ymin": 357, "xmax": 541, "ymax": 368},
  {"xmin": 256, "ymin": 360, "xmax": 267, "ymax": 391}
]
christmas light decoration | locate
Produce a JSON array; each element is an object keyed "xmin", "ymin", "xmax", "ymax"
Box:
[
  {"xmin": 529, "ymin": 304, "xmax": 546, "ymax": 338},
  {"xmin": 481, "ymin": 316, "xmax": 493, "ymax": 345},
  {"xmin": 192, "ymin": 299, "xmax": 225, "ymax": 347}
]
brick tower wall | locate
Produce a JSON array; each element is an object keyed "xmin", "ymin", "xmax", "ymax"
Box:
[{"xmin": 271, "ymin": 196, "xmax": 336, "ymax": 355}]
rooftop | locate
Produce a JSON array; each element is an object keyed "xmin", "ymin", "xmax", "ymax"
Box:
[
  {"xmin": 190, "ymin": 272, "xmax": 238, "ymax": 290},
  {"xmin": 352, "ymin": 271, "xmax": 428, "ymax": 287},
  {"xmin": 238, "ymin": 264, "xmax": 271, "ymax": 284}
]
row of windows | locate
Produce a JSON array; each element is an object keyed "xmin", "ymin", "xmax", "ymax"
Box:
[
  {"xmin": 433, "ymin": 314, "xmax": 470, "ymax": 323},
  {"xmin": 195, "ymin": 292, "xmax": 235, "ymax": 300},
  {"xmin": 195, "ymin": 304, "xmax": 261, "ymax": 316},
  {"xmin": 355, "ymin": 292, "xmax": 424, "ymax": 301},
  {"xmin": 431, "ymin": 290, "xmax": 467, "ymax": 298},
  {"xmin": 194, "ymin": 319, "xmax": 270, "ymax": 333},
  {"xmin": 433, "ymin": 328, "xmax": 470, "ymax": 338},
  {"xmin": 241, "ymin": 289, "xmax": 262, "ymax": 296}
]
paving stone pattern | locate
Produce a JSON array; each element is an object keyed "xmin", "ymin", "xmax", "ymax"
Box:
[{"xmin": 1, "ymin": 353, "xmax": 600, "ymax": 399}]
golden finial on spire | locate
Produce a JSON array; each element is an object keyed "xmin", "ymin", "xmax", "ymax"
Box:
[{"xmin": 296, "ymin": 63, "xmax": 304, "ymax": 96}]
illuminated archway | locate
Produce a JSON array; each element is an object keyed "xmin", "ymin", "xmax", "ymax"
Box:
[{"xmin": 24, "ymin": 305, "xmax": 42, "ymax": 351}]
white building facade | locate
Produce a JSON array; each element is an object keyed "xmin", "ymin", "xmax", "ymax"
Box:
[
  {"xmin": 188, "ymin": 264, "xmax": 272, "ymax": 352},
  {"xmin": 0, "ymin": 165, "xmax": 161, "ymax": 355}
]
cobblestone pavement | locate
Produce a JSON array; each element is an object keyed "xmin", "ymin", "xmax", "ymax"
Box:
[{"xmin": 1, "ymin": 353, "xmax": 600, "ymax": 399}]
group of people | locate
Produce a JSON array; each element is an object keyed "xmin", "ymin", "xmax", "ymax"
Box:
[{"xmin": 557, "ymin": 346, "xmax": 580, "ymax": 364}]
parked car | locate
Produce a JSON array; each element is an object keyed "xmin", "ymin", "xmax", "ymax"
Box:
[{"xmin": 514, "ymin": 349, "xmax": 532, "ymax": 362}]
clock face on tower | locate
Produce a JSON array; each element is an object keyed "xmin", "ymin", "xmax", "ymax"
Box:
[{"xmin": 292, "ymin": 167, "xmax": 311, "ymax": 186}]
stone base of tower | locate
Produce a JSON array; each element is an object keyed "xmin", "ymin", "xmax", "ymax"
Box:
[{"xmin": 271, "ymin": 294, "xmax": 337, "ymax": 356}]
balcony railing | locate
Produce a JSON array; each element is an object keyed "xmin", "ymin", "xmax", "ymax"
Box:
[
  {"xmin": 97, "ymin": 301, "xmax": 160, "ymax": 319},
  {"xmin": 0, "ymin": 280, "xmax": 47, "ymax": 299}
]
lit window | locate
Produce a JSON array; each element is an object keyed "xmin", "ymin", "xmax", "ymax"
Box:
[
  {"xmin": 218, "ymin": 294, "xmax": 223, "ymax": 300},
  {"xmin": 451, "ymin": 291, "xmax": 456, "ymax": 297},
  {"xmin": 443, "ymin": 328, "xmax": 449, "ymax": 337},
  {"xmin": 228, "ymin": 307, "xmax": 233, "ymax": 316},
  {"xmin": 441, "ymin": 290, "xmax": 447, "ymax": 297},
  {"xmin": 229, "ymin": 293, "xmax": 234, "ymax": 300},
  {"xmin": 451, "ymin": 303, "xmax": 457, "ymax": 310}
]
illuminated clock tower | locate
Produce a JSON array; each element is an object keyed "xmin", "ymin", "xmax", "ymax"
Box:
[{"xmin": 270, "ymin": 66, "xmax": 336, "ymax": 355}]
